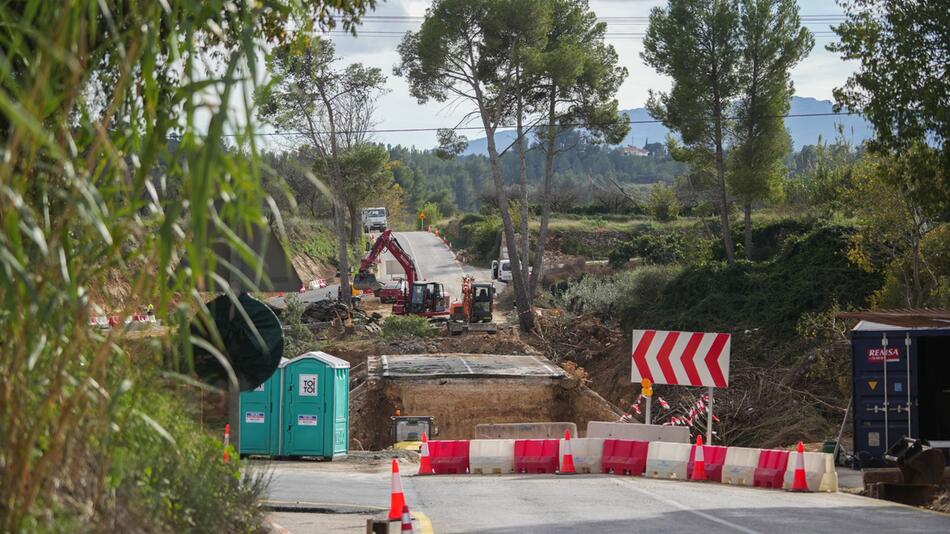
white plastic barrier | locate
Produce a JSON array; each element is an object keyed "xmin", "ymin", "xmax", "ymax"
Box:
[
  {"xmin": 644, "ymin": 442, "xmax": 692, "ymax": 479},
  {"xmin": 783, "ymin": 451, "xmax": 836, "ymax": 492},
  {"xmin": 587, "ymin": 422, "xmax": 689, "ymax": 443},
  {"xmin": 560, "ymin": 438, "xmax": 605, "ymax": 474},
  {"xmin": 721, "ymin": 447, "xmax": 762, "ymax": 486},
  {"xmin": 470, "ymin": 439, "xmax": 516, "ymax": 475}
]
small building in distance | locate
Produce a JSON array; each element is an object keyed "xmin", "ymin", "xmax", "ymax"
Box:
[{"xmin": 621, "ymin": 145, "xmax": 650, "ymax": 157}]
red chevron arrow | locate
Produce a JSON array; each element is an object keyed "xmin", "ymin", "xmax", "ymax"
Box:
[
  {"xmin": 681, "ymin": 331, "xmax": 705, "ymax": 386},
  {"xmin": 705, "ymin": 333, "xmax": 730, "ymax": 388},
  {"xmin": 632, "ymin": 329, "xmax": 655, "ymax": 382},
  {"xmin": 656, "ymin": 330, "xmax": 679, "ymax": 384}
]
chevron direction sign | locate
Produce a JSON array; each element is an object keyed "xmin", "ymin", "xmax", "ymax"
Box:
[{"xmin": 631, "ymin": 329, "xmax": 732, "ymax": 388}]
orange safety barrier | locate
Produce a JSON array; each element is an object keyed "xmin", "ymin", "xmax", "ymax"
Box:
[
  {"xmin": 687, "ymin": 443, "xmax": 728, "ymax": 482},
  {"xmin": 514, "ymin": 439, "xmax": 560, "ymax": 474},
  {"xmin": 754, "ymin": 449, "xmax": 789, "ymax": 489},
  {"xmin": 601, "ymin": 439, "xmax": 649, "ymax": 476},
  {"xmin": 428, "ymin": 440, "xmax": 470, "ymax": 474}
]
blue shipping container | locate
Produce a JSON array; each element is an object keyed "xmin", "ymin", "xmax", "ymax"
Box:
[{"xmin": 851, "ymin": 320, "xmax": 950, "ymax": 466}]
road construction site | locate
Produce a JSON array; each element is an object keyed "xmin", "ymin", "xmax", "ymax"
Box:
[{"xmin": 247, "ymin": 230, "xmax": 950, "ymax": 533}]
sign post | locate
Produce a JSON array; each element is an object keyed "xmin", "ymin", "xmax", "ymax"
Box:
[
  {"xmin": 419, "ymin": 211, "xmax": 425, "ymax": 231},
  {"xmin": 641, "ymin": 378, "xmax": 653, "ymax": 425},
  {"xmin": 631, "ymin": 329, "xmax": 731, "ymax": 444}
]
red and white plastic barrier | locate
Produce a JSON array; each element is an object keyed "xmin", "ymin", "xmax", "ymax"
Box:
[
  {"xmin": 514, "ymin": 439, "xmax": 559, "ymax": 474},
  {"xmin": 428, "ymin": 440, "xmax": 470, "ymax": 475},
  {"xmin": 416, "ymin": 437, "xmax": 839, "ymax": 493}
]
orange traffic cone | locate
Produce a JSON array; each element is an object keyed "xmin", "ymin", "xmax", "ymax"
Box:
[
  {"xmin": 388, "ymin": 459, "xmax": 407, "ymax": 520},
  {"xmin": 790, "ymin": 441, "xmax": 810, "ymax": 492},
  {"xmin": 559, "ymin": 430, "xmax": 576, "ymax": 474},
  {"xmin": 401, "ymin": 504, "xmax": 413, "ymax": 532},
  {"xmin": 418, "ymin": 432, "xmax": 433, "ymax": 475},
  {"xmin": 691, "ymin": 434, "xmax": 707, "ymax": 481}
]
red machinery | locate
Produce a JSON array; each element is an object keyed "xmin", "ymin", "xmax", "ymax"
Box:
[{"xmin": 353, "ymin": 229, "xmax": 450, "ymax": 317}]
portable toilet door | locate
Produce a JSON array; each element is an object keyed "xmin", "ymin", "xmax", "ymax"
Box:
[
  {"xmin": 327, "ymin": 355, "xmax": 350, "ymax": 458},
  {"xmin": 280, "ymin": 352, "xmax": 350, "ymax": 458},
  {"xmin": 239, "ymin": 369, "xmax": 280, "ymax": 456}
]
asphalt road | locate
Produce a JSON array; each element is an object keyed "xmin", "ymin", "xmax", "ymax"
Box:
[
  {"xmin": 264, "ymin": 460, "xmax": 950, "ymax": 534},
  {"xmin": 269, "ymin": 230, "xmax": 491, "ymax": 309},
  {"xmin": 393, "ymin": 231, "xmax": 493, "ymax": 302}
]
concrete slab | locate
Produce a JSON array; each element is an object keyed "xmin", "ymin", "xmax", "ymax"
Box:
[{"xmin": 368, "ymin": 353, "xmax": 565, "ymax": 379}]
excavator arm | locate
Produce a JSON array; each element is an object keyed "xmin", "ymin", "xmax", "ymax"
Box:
[{"xmin": 353, "ymin": 229, "xmax": 418, "ymax": 290}]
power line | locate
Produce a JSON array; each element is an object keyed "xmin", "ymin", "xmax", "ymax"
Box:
[{"xmin": 224, "ymin": 111, "xmax": 858, "ymax": 138}]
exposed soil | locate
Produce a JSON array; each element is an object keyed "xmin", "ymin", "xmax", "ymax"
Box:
[{"xmin": 523, "ymin": 313, "xmax": 847, "ymax": 449}]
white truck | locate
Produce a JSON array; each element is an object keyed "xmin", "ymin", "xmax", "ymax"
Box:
[{"xmin": 361, "ymin": 207, "xmax": 388, "ymax": 232}]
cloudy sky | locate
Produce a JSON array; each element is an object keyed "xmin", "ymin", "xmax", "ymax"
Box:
[{"xmin": 270, "ymin": 0, "xmax": 855, "ymax": 149}]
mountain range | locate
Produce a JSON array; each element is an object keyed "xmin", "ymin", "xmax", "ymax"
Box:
[{"xmin": 458, "ymin": 96, "xmax": 873, "ymax": 157}]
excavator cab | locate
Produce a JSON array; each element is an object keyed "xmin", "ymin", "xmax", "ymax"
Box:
[
  {"xmin": 471, "ymin": 283, "xmax": 494, "ymax": 322},
  {"xmin": 408, "ymin": 282, "xmax": 447, "ymax": 315}
]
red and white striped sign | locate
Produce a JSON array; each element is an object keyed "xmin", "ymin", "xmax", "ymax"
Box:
[{"xmin": 631, "ymin": 329, "xmax": 731, "ymax": 388}]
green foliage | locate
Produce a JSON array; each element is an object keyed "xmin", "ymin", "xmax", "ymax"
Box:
[
  {"xmin": 282, "ymin": 295, "xmax": 319, "ymax": 357},
  {"xmin": 609, "ymin": 230, "xmax": 711, "ymax": 267},
  {"xmin": 444, "ymin": 213, "xmax": 501, "ymax": 265},
  {"xmin": 558, "ymin": 266, "xmax": 683, "ymax": 325},
  {"xmin": 0, "ymin": 1, "xmax": 375, "ymax": 529},
  {"xmin": 716, "ymin": 217, "xmax": 816, "ymax": 262},
  {"xmin": 830, "ymin": 0, "xmax": 950, "ymax": 203},
  {"xmin": 284, "ymin": 216, "xmax": 362, "ymax": 267},
  {"xmin": 420, "ymin": 201, "xmax": 443, "ymax": 227},
  {"xmin": 647, "ymin": 183, "xmax": 681, "ymax": 222},
  {"xmin": 107, "ymin": 387, "xmax": 269, "ymax": 533},
  {"xmin": 382, "ymin": 315, "xmax": 438, "ymax": 339},
  {"xmin": 653, "ymin": 225, "xmax": 881, "ymax": 335},
  {"xmin": 728, "ymin": 0, "xmax": 813, "ymax": 209}
]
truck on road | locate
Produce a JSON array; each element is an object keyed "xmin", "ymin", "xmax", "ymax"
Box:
[{"xmin": 361, "ymin": 207, "xmax": 388, "ymax": 232}]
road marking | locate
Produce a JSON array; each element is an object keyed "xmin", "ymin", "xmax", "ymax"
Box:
[
  {"xmin": 261, "ymin": 499, "xmax": 387, "ymax": 511},
  {"xmin": 610, "ymin": 478, "xmax": 763, "ymax": 534},
  {"xmin": 413, "ymin": 511, "xmax": 435, "ymax": 534},
  {"xmin": 458, "ymin": 356, "xmax": 474, "ymax": 374}
]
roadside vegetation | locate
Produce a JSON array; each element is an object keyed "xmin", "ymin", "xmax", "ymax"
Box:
[
  {"xmin": 0, "ymin": 1, "xmax": 375, "ymax": 531},
  {"xmin": 382, "ymin": 315, "xmax": 439, "ymax": 339}
]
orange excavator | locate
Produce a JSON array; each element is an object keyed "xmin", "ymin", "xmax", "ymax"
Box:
[
  {"xmin": 353, "ymin": 229, "xmax": 450, "ymax": 318},
  {"xmin": 448, "ymin": 276, "xmax": 496, "ymax": 335}
]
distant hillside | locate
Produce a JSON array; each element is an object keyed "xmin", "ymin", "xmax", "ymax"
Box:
[{"xmin": 460, "ymin": 96, "xmax": 873, "ymax": 156}]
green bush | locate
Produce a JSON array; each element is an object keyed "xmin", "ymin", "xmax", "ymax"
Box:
[
  {"xmin": 80, "ymin": 380, "xmax": 269, "ymax": 534},
  {"xmin": 282, "ymin": 295, "xmax": 319, "ymax": 357},
  {"xmin": 382, "ymin": 315, "xmax": 438, "ymax": 338},
  {"xmin": 444, "ymin": 213, "xmax": 500, "ymax": 266},
  {"xmin": 653, "ymin": 225, "xmax": 881, "ymax": 335},
  {"xmin": 647, "ymin": 183, "xmax": 681, "ymax": 222},
  {"xmin": 559, "ymin": 266, "xmax": 683, "ymax": 325}
]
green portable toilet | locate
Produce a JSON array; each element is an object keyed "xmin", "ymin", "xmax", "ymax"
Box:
[
  {"xmin": 279, "ymin": 352, "xmax": 350, "ymax": 459},
  {"xmin": 238, "ymin": 366, "xmax": 281, "ymax": 456}
]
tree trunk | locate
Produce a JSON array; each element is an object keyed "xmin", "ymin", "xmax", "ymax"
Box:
[
  {"xmin": 530, "ymin": 90, "xmax": 558, "ymax": 301},
  {"xmin": 744, "ymin": 201, "xmax": 753, "ymax": 260},
  {"xmin": 483, "ymin": 119, "xmax": 534, "ymax": 332},
  {"xmin": 516, "ymin": 82, "xmax": 531, "ymax": 289},
  {"xmin": 334, "ymin": 197, "xmax": 352, "ymax": 305},
  {"xmin": 714, "ymin": 101, "xmax": 736, "ymax": 264},
  {"xmin": 348, "ymin": 201, "xmax": 361, "ymax": 245}
]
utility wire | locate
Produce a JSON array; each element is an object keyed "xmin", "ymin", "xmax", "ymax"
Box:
[{"xmin": 223, "ymin": 111, "xmax": 858, "ymax": 138}]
